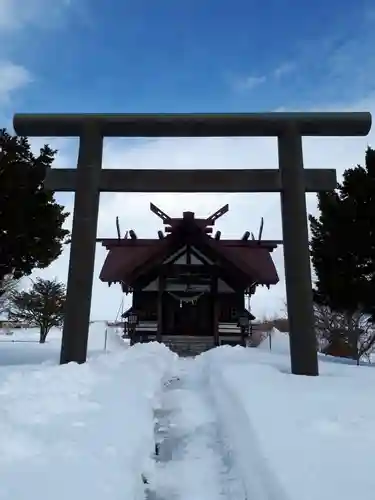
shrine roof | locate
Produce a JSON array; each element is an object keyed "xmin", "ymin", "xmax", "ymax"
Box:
[
  {"xmin": 98, "ymin": 203, "xmax": 280, "ymax": 287},
  {"xmin": 99, "ymin": 238, "xmax": 279, "ymax": 286}
]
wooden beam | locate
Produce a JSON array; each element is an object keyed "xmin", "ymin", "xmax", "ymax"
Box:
[
  {"xmin": 212, "ymin": 276, "xmax": 219, "ymax": 347},
  {"xmin": 166, "ymin": 278, "xmax": 212, "ymax": 286},
  {"xmin": 157, "ymin": 275, "xmax": 165, "ymax": 343},
  {"xmin": 96, "ymin": 238, "xmax": 283, "ymax": 246},
  {"xmin": 13, "ymin": 112, "xmax": 372, "ymax": 137},
  {"xmin": 163, "ymin": 264, "xmax": 215, "ymax": 276},
  {"xmin": 97, "ymin": 238, "xmax": 159, "ymax": 246},
  {"xmin": 44, "ymin": 168, "xmax": 337, "ymax": 193}
]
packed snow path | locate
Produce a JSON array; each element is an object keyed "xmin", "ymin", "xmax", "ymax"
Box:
[{"xmin": 145, "ymin": 358, "xmax": 247, "ymax": 500}]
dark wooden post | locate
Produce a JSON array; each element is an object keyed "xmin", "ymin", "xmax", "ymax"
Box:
[
  {"xmin": 212, "ymin": 276, "xmax": 219, "ymax": 346},
  {"xmin": 60, "ymin": 124, "xmax": 103, "ymax": 364},
  {"xmin": 156, "ymin": 274, "xmax": 165, "ymax": 343},
  {"xmin": 240, "ymin": 326, "xmax": 247, "ymax": 347},
  {"xmin": 278, "ymin": 126, "xmax": 318, "ymax": 376}
]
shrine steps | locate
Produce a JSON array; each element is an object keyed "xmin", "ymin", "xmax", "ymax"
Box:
[
  {"xmin": 161, "ymin": 335, "xmax": 215, "ymax": 356},
  {"xmin": 138, "ymin": 334, "xmax": 245, "ymax": 356}
]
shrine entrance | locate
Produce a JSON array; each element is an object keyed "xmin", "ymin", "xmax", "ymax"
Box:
[
  {"xmin": 13, "ymin": 111, "xmax": 372, "ymax": 376},
  {"xmin": 165, "ymin": 288, "xmax": 211, "ymax": 337},
  {"xmin": 174, "ymin": 302, "xmax": 200, "ymax": 336}
]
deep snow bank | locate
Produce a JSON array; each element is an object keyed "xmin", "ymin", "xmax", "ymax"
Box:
[
  {"xmin": 0, "ymin": 341, "xmax": 177, "ymax": 500},
  {"xmin": 200, "ymin": 344, "xmax": 375, "ymax": 500}
]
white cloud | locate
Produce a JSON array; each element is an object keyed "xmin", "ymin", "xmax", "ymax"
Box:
[
  {"xmin": 0, "ymin": 0, "xmax": 74, "ymax": 113},
  {"xmin": 0, "ymin": 61, "xmax": 32, "ymax": 103},
  {"xmin": 29, "ymin": 96, "xmax": 375, "ymax": 322},
  {"xmin": 273, "ymin": 62, "xmax": 296, "ymax": 79},
  {"xmin": 230, "ymin": 61, "xmax": 295, "ymax": 93},
  {"xmin": 232, "ymin": 75, "xmax": 267, "ymax": 91},
  {"xmin": 0, "ymin": 0, "xmax": 72, "ymax": 30}
]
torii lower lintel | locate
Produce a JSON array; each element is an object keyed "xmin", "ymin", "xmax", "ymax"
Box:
[
  {"xmin": 12, "ymin": 111, "xmax": 372, "ymax": 376},
  {"xmin": 43, "ymin": 168, "xmax": 337, "ymax": 193}
]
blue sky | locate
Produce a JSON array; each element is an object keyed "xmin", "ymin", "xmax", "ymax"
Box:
[
  {"xmin": 1, "ymin": 0, "xmax": 375, "ymax": 320},
  {"xmin": 3, "ymin": 0, "xmax": 375, "ymax": 115}
]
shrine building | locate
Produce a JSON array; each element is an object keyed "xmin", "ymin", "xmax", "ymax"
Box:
[{"xmin": 99, "ymin": 203, "xmax": 279, "ymax": 354}]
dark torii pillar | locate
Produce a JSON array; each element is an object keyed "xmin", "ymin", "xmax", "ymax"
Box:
[
  {"xmin": 278, "ymin": 128, "xmax": 316, "ymax": 375},
  {"xmin": 13, "ymin": 112, "xmax": 372, "ymax": 375},
  {"xmin": 60, "ymin": 125, "xmax": 103, "ymax": 364}
]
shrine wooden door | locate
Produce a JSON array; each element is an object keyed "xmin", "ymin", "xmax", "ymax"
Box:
[{"xmin": 174, "ymin": 302, "xmax": 199, "ymax": 335}]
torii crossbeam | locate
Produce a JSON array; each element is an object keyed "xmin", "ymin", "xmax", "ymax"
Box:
[{"xmin": 13, "ymin": 112, "xmax": 372, "ymax": 376}]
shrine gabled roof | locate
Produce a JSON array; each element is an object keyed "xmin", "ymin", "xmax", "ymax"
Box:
[
  {"xmin": 99, "ymin": 236, "xmax": 279, "ymax": 286},
  {"xmin": 99, "ymin": 204, "xmax": 280, "ymax": 287},
  {"xmin": 99, "ymin": 239, "xmax": 168, "ymax": 284},
  {"xmin": 210, "ymin": 241, "xmax": 279, "ymax": 285}
]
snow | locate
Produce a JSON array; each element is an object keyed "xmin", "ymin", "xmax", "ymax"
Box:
[
  {"xmin": 257, "ymin": 327, "xmax": 290, "ymax": 355},
  {"xmin": 0, "ymin": 323, "xmax": 130, "ymax": 371},
  {"xmin": 1, "ymin": 324, "xmax": 375, "ymax": 500},
  {"xmin": 201, "ymin": 332, "xmax": 375, "ymax": 500},
  {"xmin": 147, "ymin": 359, "xmax": 247, "ymax": 500},
  {"xmin": 0, "ymin": 324, "xmax": 177, "ymax": 500}
]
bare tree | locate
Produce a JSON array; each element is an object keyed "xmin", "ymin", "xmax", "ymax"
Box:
[
  {"xmin": 0, "ymin": 274, "xmax": 18, "ymax": 315},
  {"xmin": 313, "ymin": 303, "xmax": 375, "ymax": 364}
]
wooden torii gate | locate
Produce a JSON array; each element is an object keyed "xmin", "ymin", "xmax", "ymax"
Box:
[{"xmin": 13, "ymin": 112, "xmax": 372, "ymax": 376}]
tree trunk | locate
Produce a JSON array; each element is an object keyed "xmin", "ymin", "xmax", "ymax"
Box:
[
  {"xmin": 39, "ymin": 326, "xmax": 49, "ymax": 344},
  {"xmin": 345, "ymin": 312, "xmax": 359, "ymax": 363}
]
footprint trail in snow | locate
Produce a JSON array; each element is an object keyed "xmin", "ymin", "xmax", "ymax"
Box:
[{"xmin": 145, "ymin": 358, "xmax": 247, "ymax": 500}]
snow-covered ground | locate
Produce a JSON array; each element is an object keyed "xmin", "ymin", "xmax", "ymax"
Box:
[
  {"xmin": 1, "ymin": 325, "xmax": 374, "ymax": 500},
  {"xmin": 202, "ymin": 333, "xmax": 375, "ymax": 500},
  {"xmin": 0, "ymin": 324, "xmax": 175, "ymax": 500},
  {"xmin": 0, "ymin": 322, "xmax": 124, "ymax": 369}
]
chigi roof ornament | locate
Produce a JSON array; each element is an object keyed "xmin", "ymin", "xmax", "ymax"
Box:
[{"xmin": 150, "ymin": 202, "xmax": 229, "ymax": 236}]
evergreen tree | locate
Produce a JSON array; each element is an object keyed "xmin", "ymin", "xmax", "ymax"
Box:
[
  {"xmin": 309, "ymin": 146, "xmax": 375, "ymax": 319},
  {"xmin": 0, "ymin": 129, "xmax": 70, "ymax": 285},
  {"xmin": 10, "ymin": 278, "xmax": 66, "ymax": 343}
]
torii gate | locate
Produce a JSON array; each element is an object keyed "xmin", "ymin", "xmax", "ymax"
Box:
[{"xmin": 13, "ymin": 112, "xmax": 372, "ymax": 376}]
